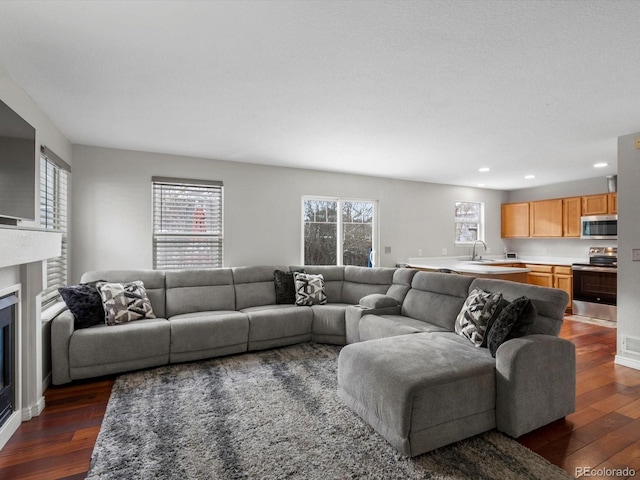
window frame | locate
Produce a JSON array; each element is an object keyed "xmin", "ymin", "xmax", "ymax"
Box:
[
  {"xmin": 301, "ymin": 195, "xmax": 378, "ymax": 266},
  {"xmin": 152, "ymin": 176, "xmax": 224, "ymax": 270},
  {"xmin": 454, "ymin": 200, "xmax": 485, "ymax": 245},
  {"xmin": 40, "ymin": 146, "xmax": 70, "ymax": 308}
]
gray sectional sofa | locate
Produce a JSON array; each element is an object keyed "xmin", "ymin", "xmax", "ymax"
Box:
[{"xmin": 50, "ymin": 265, "xmax": 575, "ymax": 458}]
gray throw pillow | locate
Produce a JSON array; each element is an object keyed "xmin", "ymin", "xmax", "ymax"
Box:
[
  {"xmin": 455, "ymin": 287, "xmax": 503, "ymax": 347},
  {"xmin": 294, "ymin": 273, "xmax": 327, "ymax": 306},
  {"xmin": 97, "ymin": 280, "xmax": 156, "ymax": 326},
  {"xmin": 487, "ymin": 296, "xmax": 537, "ymax": 357}
]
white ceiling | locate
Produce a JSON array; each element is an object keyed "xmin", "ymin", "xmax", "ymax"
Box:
[{"xmin": 0, "ymin": 0, "xmax": 637, "ymax": 190}]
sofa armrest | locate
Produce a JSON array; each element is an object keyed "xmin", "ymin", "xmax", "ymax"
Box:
[
  {"xmin": 495, "ymin": 334, "xmax": 576, "ymax": 437},
  {"xmin": 359, "ymin": 293, "xmax": 400, "ymax": 309},
  {"xmin": 345, "ymin": 304, "xmax": 402, "ymax": 344},
  {"xmin": 51, "ymin": 309, "xmax": 75, "ymax": 385}
]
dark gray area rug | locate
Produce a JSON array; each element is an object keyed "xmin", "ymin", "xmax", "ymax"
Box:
[{"xmin": 87, "ymin": 343, "xmax": 573, "ymax": 480}]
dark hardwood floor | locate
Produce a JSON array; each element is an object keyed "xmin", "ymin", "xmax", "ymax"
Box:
[{"xmin": 1, "ymin": 319, "xmax": 639, "ymax": 479}]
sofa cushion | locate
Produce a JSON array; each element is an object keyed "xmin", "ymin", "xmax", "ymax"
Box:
[
  {"xmin": 341, "ymin": 266, "xmax": 395, "ymax": 305},
  {"xmin": 469, "ymin": 278, "xmax": 567, "ymax": 336},
  {"xmin": 487, "ymin": 296, "xmax": 537, "ymax": 357},
  {"xmin": 310, "ymin": 303, "xmax": 351, "ymax": 337},
  {"xmin": 241, "ymin": 304, "xmax": 313, "ymax": 345},
  {"xmin": 455, "ymin": 287, "xmax": 503, "ymax": 347},
  {"xmin": 385, "ymin": 268, "xmax": 418, "ymax": 304},
  {"xmin": 69, "ymin": 317, "xmax": 170, "ymax": 368},
  {"xmin": 165, "ymin": 268, "xmax": 235, "ymax": 317},
  {"xmin": 401, "ymin": 272, "xmax": 474, "ymax": 330},
  {"xmin": 168, "ymin": 311, "xmax": 249, "ymax": 354},
  {"xmin": 233, "ymin": 265, "xmax": 289, "ymax": 310},
  {"xmin": 58, "ymin": 281, "xmax": 105, "ymax": 329},
  {"xmin": 97, "ymin": 281, "xmax": 156, "ymax": 326},
  {"xmin": 294, "ymin": 273, "xmax": 327, "ymax": 306},
  {"xmin": 359, "ymin": 314, "xmax": 448, "ymax": 341}
]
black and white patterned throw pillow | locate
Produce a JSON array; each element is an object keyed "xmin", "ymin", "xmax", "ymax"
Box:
[
  {"xmin": 487, "ymin": 296, "xmax": 537, "ymax": 357},
  {"xmin": 293, "ymin": 273, "xmax": 327, "ymax": 306},
  {"xmin": 96, "ymin": 280, "xmax": 156, "ymax": 326},
  {"xmin": 455, "ymin": 287, "xmax": 503, "ymax": 347}
]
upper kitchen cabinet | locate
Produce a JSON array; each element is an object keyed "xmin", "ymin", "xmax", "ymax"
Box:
[
  {"xmin": 582, "ymin": 194, "xmax": 609, "ymax": 215},
  {"xmin": 501, "ymin": 202, "xmax": 530, "ymax": 238},
  {"xmin": 608, "ymin": 193, "xmax": 617, "ymax": 214},
  {"xmin": 562, "ymin": 196, "xmax": 582, "ymax": 237},
  {"xmin": 530, "ymin": 199, "xmax": 563, "ymax": 237}
]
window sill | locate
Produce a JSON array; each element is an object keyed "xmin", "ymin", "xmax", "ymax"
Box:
[{"xmin": 41, "ymin": 301, "xmax": 67, "ymax": 324}]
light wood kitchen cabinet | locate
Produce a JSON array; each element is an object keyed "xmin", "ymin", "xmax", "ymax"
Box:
[
  {"xmin": 582, "ymin": 194, "xmax": 609, "ymax": 215},
  {"xmin": 525, "ymin": 264, "xmax": 572, "ymax": 312},
  {"xmin": 501, "ymin": 202, "xmax": 530, "ymax": 238},
  {"xmin": 553, "ymin": 265, "xmax": 573, "ymax": 312},
  {"xmin": 525, "ymin": 264, "xmax": 554, "ymax": 287},
  {"xmin": 529, "ymin": 199, "xmax": 563, "ymax": 237},
  {"xmin": 608, "ymin": 193, "xmax": 617, "ymax": 214},
  {"xmin": 562, "ymin": 196, "xmax": 582, "ymax": 237}
]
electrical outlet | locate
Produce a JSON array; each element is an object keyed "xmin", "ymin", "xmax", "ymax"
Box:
[
  {"xmin": 384, "ymin": 246, "xmax": 391, "ymax": 254},
  {"xmin": 441, "ymin": 248, "xmax": 447, "ymax": 256},
  {"xmin": 418, "ymin": 248, "xmax": 423, "ymax": 256},
  {"xmin": 633, "ymin": 249, "xmax": 640, "ymax": 261}
]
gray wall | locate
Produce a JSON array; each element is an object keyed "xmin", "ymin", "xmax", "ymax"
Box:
[
  {"xmin": 0, "ymin": 65, "xmax": 73, "ymax": 385},
  {"xmin": 617, "ymin": 132, "xmax": 640, "ymax": 367},
  {"xmin": 70, "ymin": 145, "xmax": 509, "ymax": 282},
  {"xmin": 504, "ymin": 177, "xmax": 617, "ymax": 259}
]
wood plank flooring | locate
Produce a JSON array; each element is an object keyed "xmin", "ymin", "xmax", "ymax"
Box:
[{"xmin": 1, "ymin": 319, "xmax": 639, "ymax": 479}]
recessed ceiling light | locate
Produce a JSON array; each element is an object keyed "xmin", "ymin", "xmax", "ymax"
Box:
[
  {"xmin": 477, "ymin": 183, "xmax": 486, "ymax": 187},
  {"xmin": 593, "ymin": 162, "xmax": 609, "ymax": 168},
  {"xmin": 524, "ymin": 174, "xmax": 535, "ymax": 179},
  {"xmin": 478, "ymin": 167, "xmax": 490, "ymax": 172}
]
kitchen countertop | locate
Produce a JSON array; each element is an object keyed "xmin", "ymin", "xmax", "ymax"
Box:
[{"xmin": 404, "ymin": 255, "xmax": 588, "ymax": 274}]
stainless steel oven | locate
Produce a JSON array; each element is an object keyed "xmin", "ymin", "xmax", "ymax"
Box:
[{"xmin": 572, "ymin": 247, "xmax": 617, "ymax": 322}]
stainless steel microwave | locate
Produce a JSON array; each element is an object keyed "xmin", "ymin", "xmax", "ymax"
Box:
[{"xmin": 580, "ymin": 215, "xmax": 617, "ymax": 240}]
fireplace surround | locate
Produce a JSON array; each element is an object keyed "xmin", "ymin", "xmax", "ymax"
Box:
[
  {"xmin": 0, "ymin": 227, "xmax": 61, "ymax": 451},
  {"xmin": 0, "ymin": 293, "xmax": 17, "ymax": 428}
]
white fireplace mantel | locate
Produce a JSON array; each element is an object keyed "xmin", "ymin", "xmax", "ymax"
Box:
[{"xmin": 0, "ymin": 227, "xmax": 61, "ymax": 451}]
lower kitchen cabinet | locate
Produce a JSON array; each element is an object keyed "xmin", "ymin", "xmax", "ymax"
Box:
[{"xmin": 525, "ymin": 264, "xmax": 572, "ymax": 312}]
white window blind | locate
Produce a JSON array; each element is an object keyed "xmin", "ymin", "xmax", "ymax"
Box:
[
  {"xmin": 152, "ymin": 177, "xmax": 223, "ymax": 269},
  {"xmin": 40, "ymin": 146, "xmax": 70, "ymax": 307}
]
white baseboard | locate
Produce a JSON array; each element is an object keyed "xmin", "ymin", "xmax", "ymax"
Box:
[
  {"xmin": 21, "ymin": 396, "xmax": 46, "ymax": 421},
  {"xmin": 615, "ymin": 354, "xmax": 640, "ymax": 371},
  {"xmin": 42, "ymin": 372, "xmax": 51, "ymax": 394},
  {"xmin": 0, "ymin": 412, "xmax": 21, "ymax": 451}
]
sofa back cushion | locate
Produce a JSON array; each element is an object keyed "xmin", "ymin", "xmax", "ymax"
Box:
[
  {"xmin": 165, "ymin": 268, "xmax": 235, "ymax": 317},
  {"xmin": 469, "ymin": 278, "xmax": 568, "ymax": 336},
  {"xmin": 401, "ymin": 272, "xmax": 474, "ymax": 330},
  {"xmin": 341, "ymin": 266, "xmax": 396, "ymax": 305},
  {"xmin": 80, "ymin": 270, "xmax": 167, "ymax": 319},
  {"xmin": 385, "ymin": 268, "xmax": 418, "ymax": 304},
  {"xmin": 232, "ymin": 265, "xmax": 289, "ymax": 310},
  {"xmin": 289, "ymin": 265, "xmax": 344, "ymax": 303}
]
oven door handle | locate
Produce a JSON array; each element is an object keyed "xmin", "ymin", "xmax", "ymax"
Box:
[{"xmin": 571, "ymin": 265, "xmax": 617, "ymax": 273}]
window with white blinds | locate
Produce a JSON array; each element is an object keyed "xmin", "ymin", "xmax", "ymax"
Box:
[
  {"xmin": 40, "ymin": 146, "xmax": 70, "ymax": 307},
  {"xmin": 152, "ymin": 177, "xmax": 223, "ymax": 269}
]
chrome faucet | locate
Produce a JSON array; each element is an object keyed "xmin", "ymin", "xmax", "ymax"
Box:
[{"xmin": 471, "ymin": 240, "xmax": 487, "ymax": 261}]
